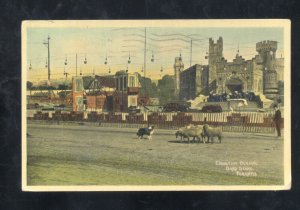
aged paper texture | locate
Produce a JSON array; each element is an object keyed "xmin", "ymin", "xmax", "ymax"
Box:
[{"xmin": 22, "ymin": 20, "xmax": 291, "ymax": 191}]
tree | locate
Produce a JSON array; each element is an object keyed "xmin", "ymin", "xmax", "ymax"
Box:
[
  {"xmin": 151, "ymin": 82, "xmax": 158, "ymax": 97},
  {"xmin": 138, "ymin": 75, "xmax": 158, "ymax": 98},
  {"xmin": 58, "ymin": 84, "xmax": 69, "ymax": 90},
  {"xmin": 34, "ymin": 85, "xmax": 56, "ymax": 90},
  {"xmin": 27, "ymin": 81, "xmax": 33, "ymax": 95},
  {"xmin": 157, "ymin": 75, "xmax": 175, "ymax": 105}
]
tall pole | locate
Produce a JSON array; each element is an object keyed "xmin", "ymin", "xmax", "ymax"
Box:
[
  {"xmin": 48, "ymin": 36, "xmax": 50, "ymax": 82},
  {"xmin": 76, "ymin": 53, "xmax": 78, "ymax": 76},
  {"xmin": 144, "ymin": 27, "xmax": 147, "ymax": 95},
  {"xmin": 43, "ymin": 36, "xmax": 51, "ymax": 83},
  {"xmin": 190, "ymin": 39, "xmax": 192, "ymax": 67}
]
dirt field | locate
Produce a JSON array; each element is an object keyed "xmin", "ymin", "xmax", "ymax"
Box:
[{"xmin": 26, "ymin": 121, "xmax": 284, "ymax": 186}]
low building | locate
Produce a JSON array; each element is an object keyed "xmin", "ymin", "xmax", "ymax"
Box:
[
  {"xmin": 76, "ymin": 71, "xmax": 142, "ymax": 112},
  {"xmin": 86, "ymin": 94, "xmax": 107, "ymax": 111},
  {"xmin": 113, "ymin": 70, "xmax": 141, "ymax": 112},
  {"xmin": 85, "ymin": 75, "xmax": 116, "ymax": 111}
]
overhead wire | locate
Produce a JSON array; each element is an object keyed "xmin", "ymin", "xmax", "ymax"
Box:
[{"xmin": 27, "ymin": 28, "xmax": 283, "ymax": 80}]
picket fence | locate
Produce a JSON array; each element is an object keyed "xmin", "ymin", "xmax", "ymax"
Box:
[{"xmin": 28, "ymin": 110, "xmax": 282, "ymax": 134}]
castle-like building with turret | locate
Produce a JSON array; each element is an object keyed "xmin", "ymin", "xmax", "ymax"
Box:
[{"xmin": 175, "ymin": 37, "xmax": 284, "ymax": 101}]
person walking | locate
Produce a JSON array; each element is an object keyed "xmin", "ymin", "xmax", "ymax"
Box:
[{"xmin": 273, "ymin": 106, "xmax": 282, "ymax": 137}]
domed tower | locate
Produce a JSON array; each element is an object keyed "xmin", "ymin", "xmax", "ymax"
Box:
[
  {"xmin": 174, "ymin": 54, "xmax": 184, "ymax": 98},
  {"xmin": 256, "ymin": 40, "xmax": 279, "ymax": 99}
]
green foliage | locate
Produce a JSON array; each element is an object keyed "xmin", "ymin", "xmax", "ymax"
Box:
[
  {"xmin": 139, "ymin": 74, "xmax": 175, "ymax": 104},
  {"xmin": 58, "ymin": 90, "xmax": 71, "ymax": 98},
  {"xmin": 31, "ymin": 85, "xmax": 56, "ymax": 90},
  {"xmin": 138, "ymin": 75, "xmax": 158, "ymax": 98},
  {"xmin": 58, "ymin": 84, "xmax": 70, "ymax": 90},
  {"xmin": 157, "ymin": 75, "xmax": 175, "ymax": 104},
  {"xmin": 27, "ymin": 81, "xmax": 34, "ymax": 95},
  {"xmin": 27, "ymin": 81, "xmax": 33, "ymax": 90}
]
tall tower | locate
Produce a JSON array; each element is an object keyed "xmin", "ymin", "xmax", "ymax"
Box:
[
  {"xmin": 208, "ymin": 37, "xmax": 223, "ymax": 84},
  {"xmin": 174, "ymin": 55, "xmax": 184, "ymax": 98},
  {"xmin": 256, "ymin": 40, "xmax": 279, "ymax": 99}
]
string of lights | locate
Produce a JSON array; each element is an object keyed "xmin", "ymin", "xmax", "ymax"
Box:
[{"xmin": 27, "ymin": 29, "xmax": 284, "ymax": 81}]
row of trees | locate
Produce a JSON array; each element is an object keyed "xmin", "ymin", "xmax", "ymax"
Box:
[
  {"xmin": 27, "ymin": 81, "xmax": 71, "ymax": 92},
  {"xmin": 139, "ymin": 74, "xmax": 176, "ymax": 104}
]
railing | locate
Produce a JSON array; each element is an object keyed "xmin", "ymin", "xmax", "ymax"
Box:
[{"xmin": 29, "ymin": 111, "xmax": 283, "ymax": 133}]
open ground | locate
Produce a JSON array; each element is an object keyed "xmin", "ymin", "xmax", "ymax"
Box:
[{"xmin": 26, "ymin": 121, "xmax": 284, "ymax": 186}]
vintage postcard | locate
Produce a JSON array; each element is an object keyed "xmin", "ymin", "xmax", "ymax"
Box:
[{"xmin": 22, "ymin": 20, "xmax": 291, "ymax": 191}]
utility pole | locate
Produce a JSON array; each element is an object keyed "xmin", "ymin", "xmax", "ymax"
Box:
[
  {"xmin": 43, "ymin": 36, "xmax": 51, "ymax": 83},
  {"xmin": 144, "ymin": 27, "xmax": 147, "ymax": 95},
  {"xmin": 190, "ymin": 39, "xmax": 192, "ymax": 67},
  {"xmin": 76, "ymin": 53, "xmax": 78, "ymax": 76}
]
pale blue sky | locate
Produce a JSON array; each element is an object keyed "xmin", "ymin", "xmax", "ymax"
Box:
[{"xmin": 26, "ymin": 27, "xmax": 284, "ymax": 81}]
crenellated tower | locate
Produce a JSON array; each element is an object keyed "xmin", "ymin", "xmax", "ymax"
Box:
[
  {"xmin": 256, "ymin": 40, "xmax": 278, "ymax": 99},
  {"xmin": 208, "ymin": 37, "xmax": 223, "ymax": 87}
]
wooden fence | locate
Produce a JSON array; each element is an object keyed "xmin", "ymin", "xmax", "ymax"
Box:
[{"xmin": 29, "ymin": 111, "xmax": 283, "ymax": 133}]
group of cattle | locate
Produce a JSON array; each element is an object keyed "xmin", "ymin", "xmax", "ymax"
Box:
[{"xmin": 175, "ymin": 124, "xmax": 222, "ymax": 144}]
